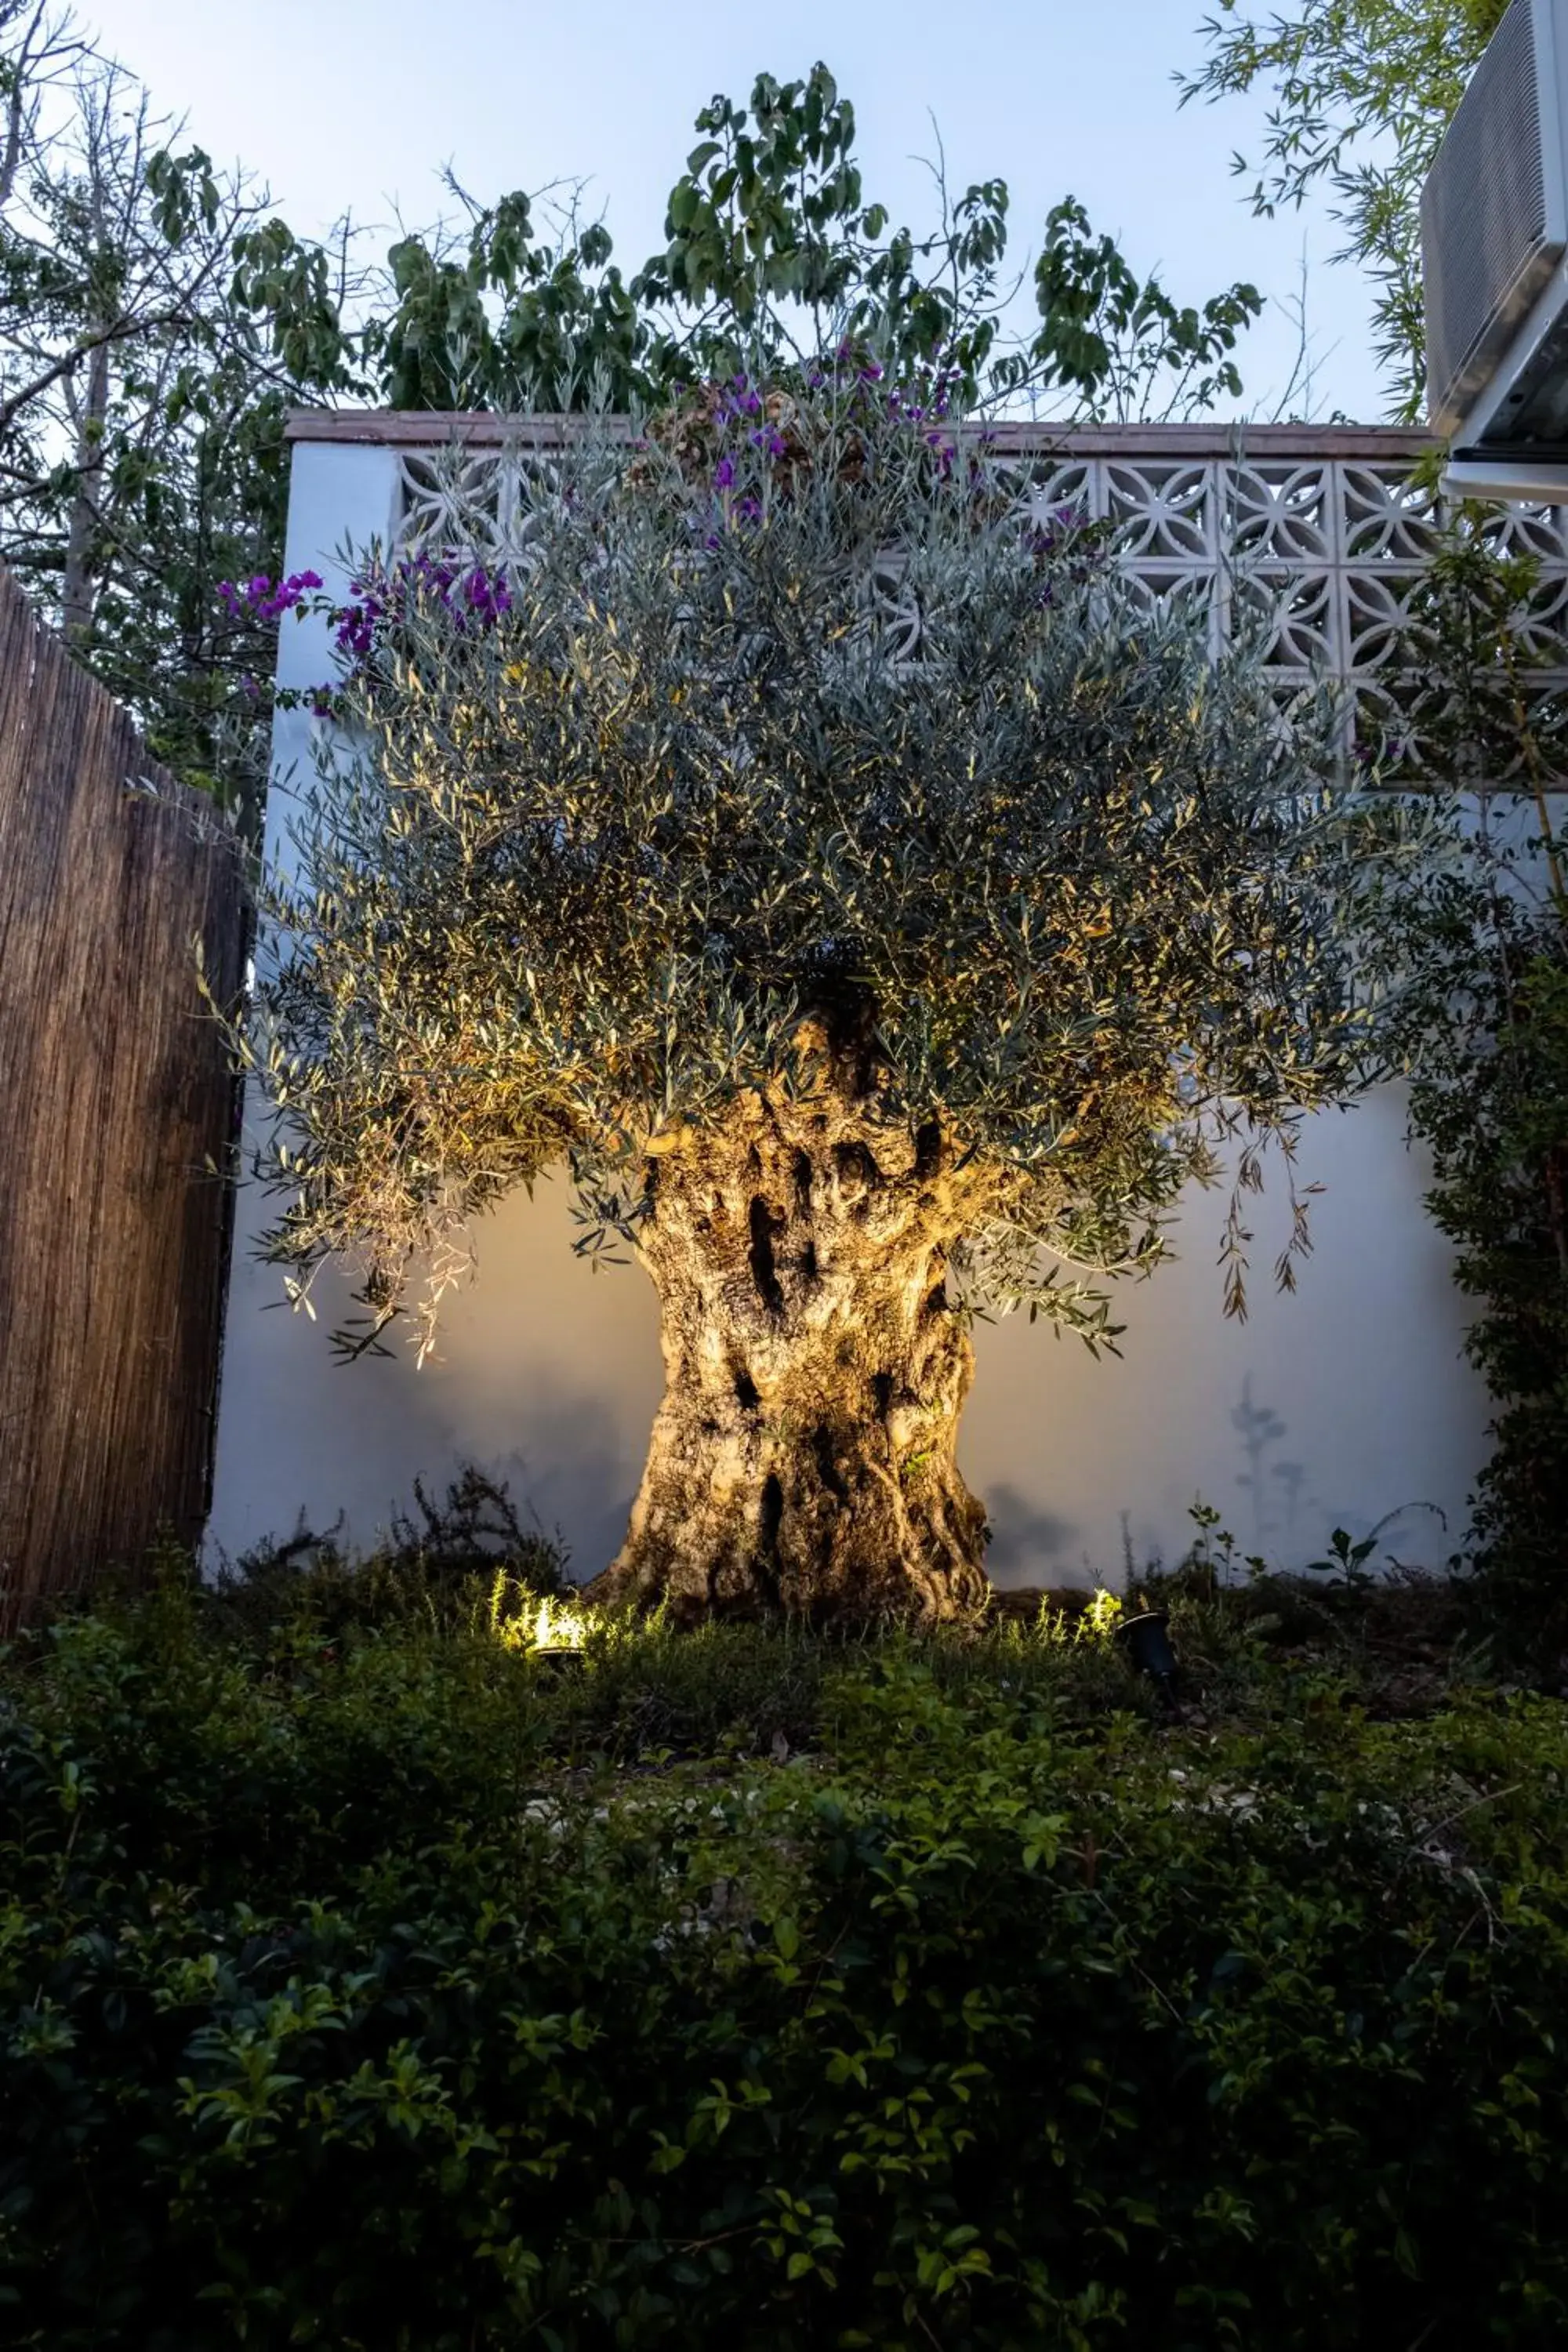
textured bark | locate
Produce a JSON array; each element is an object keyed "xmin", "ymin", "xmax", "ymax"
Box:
[{"xmin": 590, "ymin": 1071, "xmax": 993, "ymax": 1623}]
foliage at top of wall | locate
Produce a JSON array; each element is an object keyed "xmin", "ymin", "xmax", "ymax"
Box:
[{"xmin": 362, "ymin": 67, "xmax": 1261, "ymax": 426}]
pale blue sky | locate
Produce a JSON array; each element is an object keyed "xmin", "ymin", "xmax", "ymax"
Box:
[{"xmin": 89, "ymin": 0, "xmax": 1387, "ymax": 420}]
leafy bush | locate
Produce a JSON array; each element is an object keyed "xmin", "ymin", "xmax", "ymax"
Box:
[
  {"xmin": 1370, "ymin": 524, "xmax": 1568, "ymax": 1648},
  {"xmin": 4, "ymin": 1583, "xmax": 1567, "ymax": 2350}
]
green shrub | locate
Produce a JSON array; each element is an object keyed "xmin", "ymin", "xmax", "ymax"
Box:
[
  {"xmin": 1370, "ymin": 524, "xmax": 1568, "ymax": 1651},
  {"xmin": 3, "ymin": 1590, "xmax": 1567, "ymax": 2349}
]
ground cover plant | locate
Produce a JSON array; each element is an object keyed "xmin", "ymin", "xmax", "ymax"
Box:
[{"xmin": 5, "ymin": 1508, "xmax": 1567, "ymax": 2352}]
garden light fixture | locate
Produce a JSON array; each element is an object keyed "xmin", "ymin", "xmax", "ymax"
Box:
[{"xmin": 1116, "ymin": 1606, "xmax": 1182, "ymax": 1715}]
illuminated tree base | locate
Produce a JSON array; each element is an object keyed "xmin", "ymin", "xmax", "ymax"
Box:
[{"xmin": 587, "ymin": 1083, "xmax": 991, "ymax": 1624}]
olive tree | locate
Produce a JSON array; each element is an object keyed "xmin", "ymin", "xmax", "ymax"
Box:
[{"xmin": 242, "ymin": 374, "xmax": 1398, "ymax": 1620}]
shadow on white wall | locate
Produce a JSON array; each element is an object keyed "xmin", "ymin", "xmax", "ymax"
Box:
[{"xmin": 207, "ymin": 1085, "xmax": 1487, "ymax": 1588}]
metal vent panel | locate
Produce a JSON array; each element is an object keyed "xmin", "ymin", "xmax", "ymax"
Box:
[{"xmin": 1424, "ymin": 0, "xmax": 1560, "ymax": 432}]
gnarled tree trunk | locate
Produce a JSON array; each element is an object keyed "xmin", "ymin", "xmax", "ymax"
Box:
[{"xmin": 589, "ymin": 1076, "xmax": 992, "ymax": 1623}]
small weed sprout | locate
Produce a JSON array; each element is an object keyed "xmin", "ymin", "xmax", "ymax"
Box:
[
  {"xmin": 1035, "ymin": 1588, "xmax": 1123, "ymax": 1646},
  {"xmin": 484, "ymin": 1577, "xmax": 596, "ymax": 1653},
  {"xmin": 1083, "ymin": 1588, "xmax": 1123, "ymax": 1642},
  {"xmin": 1182, "ymin": 1499, "xmax": 1269, "ymax": 1591}
]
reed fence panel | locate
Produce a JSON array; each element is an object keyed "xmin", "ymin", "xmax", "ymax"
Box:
[{"xmin": 0, "ymin": 570, "xmax": 250, "ymax": 1630}]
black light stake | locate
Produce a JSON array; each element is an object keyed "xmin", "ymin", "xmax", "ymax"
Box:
[{"xmin": 1116, "ymin": 1606, "xmax": 1183, "ymax": 1717}]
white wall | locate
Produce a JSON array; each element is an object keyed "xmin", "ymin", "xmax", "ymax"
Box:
[
  {"xmin": 204, "ymin": 441, "xmax": 1494, "ymax": 1588},
  {"xmin": 261, "ymin": 442, "xmax": 400, "ymax": 880}
]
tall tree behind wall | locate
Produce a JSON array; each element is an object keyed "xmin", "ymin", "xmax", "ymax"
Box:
[
  {"xmin": 1181, "ymin": 0, "xmax": 1512, "ymax": 417},
  {"xmin": 0, "ymin": 1, "xmax": 355, "ymax": 840}
]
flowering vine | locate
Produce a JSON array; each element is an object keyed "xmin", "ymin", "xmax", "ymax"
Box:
[{"xmin": 220, "ymin": 361, "xmax": 1107, "ymax": 713}]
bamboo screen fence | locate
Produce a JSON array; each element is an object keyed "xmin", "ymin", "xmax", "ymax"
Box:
[{"xmin": 0, "ymin": 570, "xmax": 250, "ymax": 1632}]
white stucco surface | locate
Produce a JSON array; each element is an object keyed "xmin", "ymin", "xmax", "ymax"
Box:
[
  {"xmin": 207, "ymin": 1090, "xmax": 1488, "ymax": 1585},
  {"xmin": 204, "ymin": 438, "xmax": 1494, "ymax": 1588}
]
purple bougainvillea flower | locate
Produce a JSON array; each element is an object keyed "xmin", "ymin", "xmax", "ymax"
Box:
[
  {"xmin": 226, "ymin": 568, "xmax": 327, "ymax": 622},
  {"xmin": 333, "ymin": 600, "xmax": 378, "ymax": 661}
]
